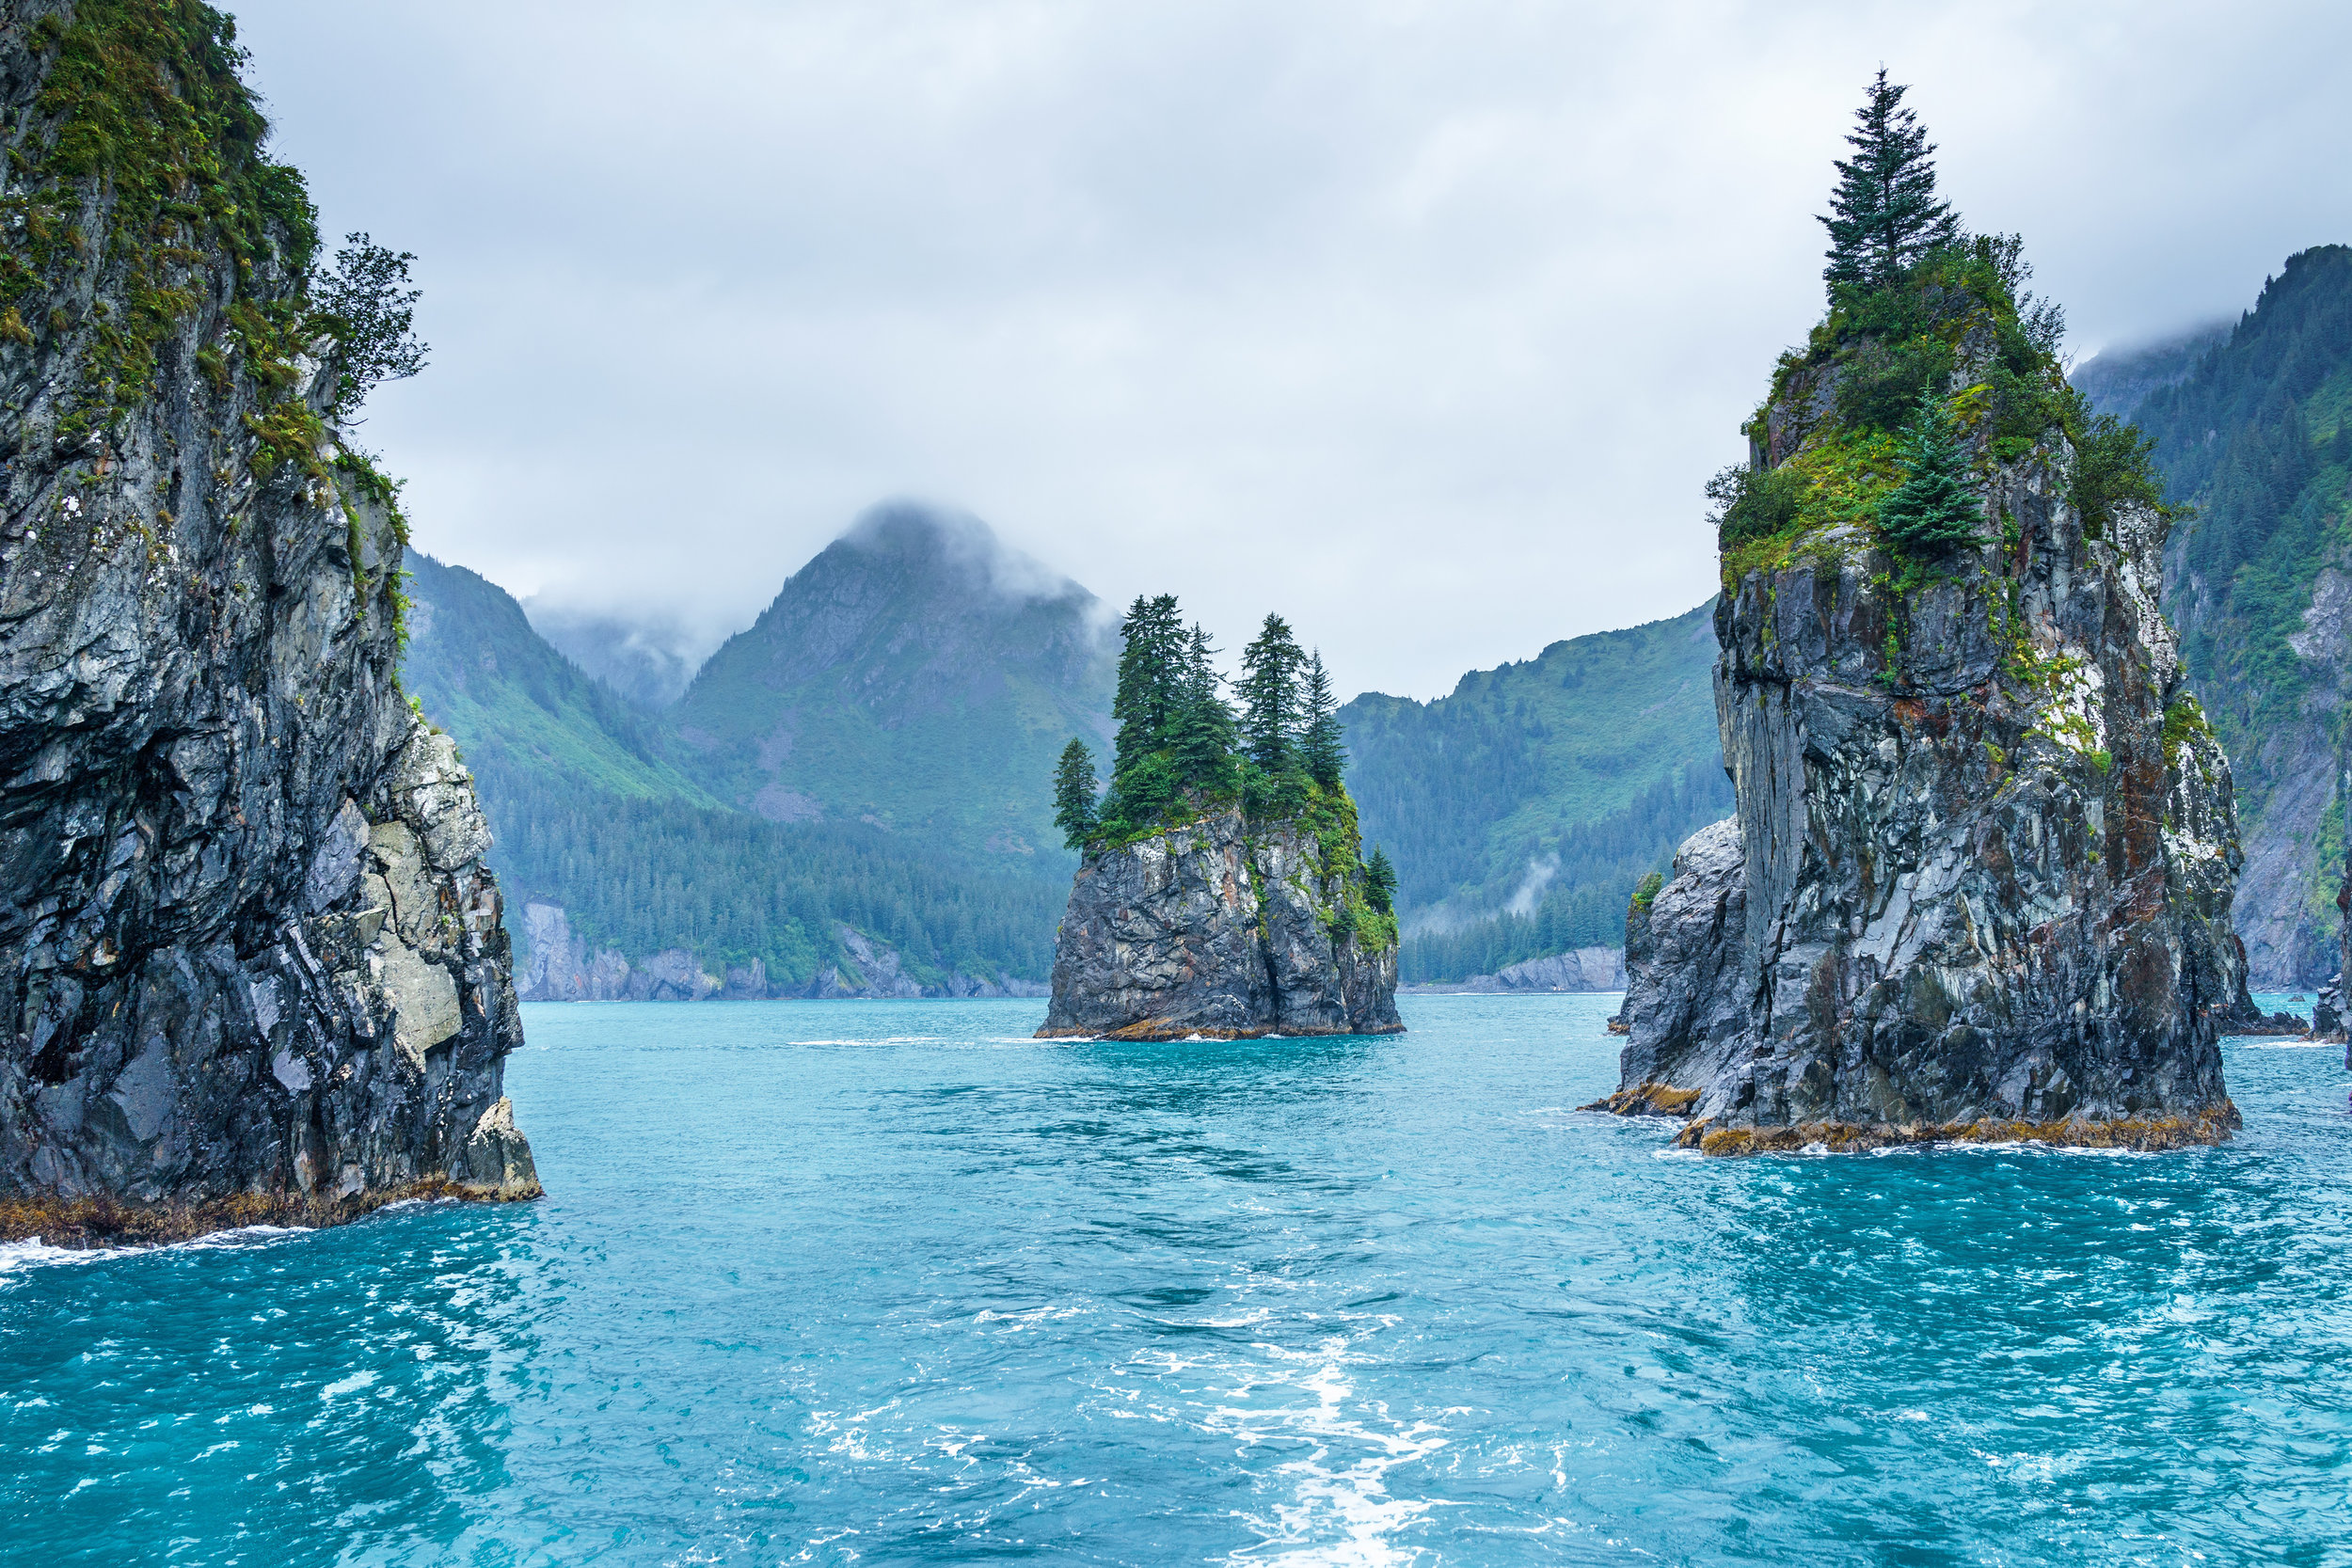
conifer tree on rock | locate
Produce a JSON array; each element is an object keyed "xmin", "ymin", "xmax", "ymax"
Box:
[
  {"xmin": 1239, "ymin": 614, "xmax": 1306, "ymax": 778},
  {"xmin": 1365, "ymin": 846, "xmax": 1398, "ymax": 915},
  {"xmin": 1168, "ymin": 625, "xmax": 1239, "ymax": 800},
  {"xmin": 1111, "ymin": 594, "xmax": 1186, "ymax": 780},
  {"xmin": 1054, "ymin": 738, "xmax": 1101, "ymax": 850},
  {"xmin": 1820, "ymin": 68, "xmax": 1960, "ymax": 291},
  {"xmin": 1878, "ymin": 392, "xmax": 1983, "ymax": 554},
  {"xmin": 1300, "ymin": 651, "xmax": 1347, "ymax": 789},
  {"xmin": 1041, "ymin": 600, "xmax": 1398, "ymax": 1039}
]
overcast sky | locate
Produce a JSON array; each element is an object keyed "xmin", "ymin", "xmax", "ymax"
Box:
[{"xmin": 230, "ymin": 0, "xmax": 2351, "ymax": 700}]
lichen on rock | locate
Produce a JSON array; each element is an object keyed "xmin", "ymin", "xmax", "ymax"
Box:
[{"xmin": 0, "ymin": 0, "xmax": 534, "ymax": 1239}]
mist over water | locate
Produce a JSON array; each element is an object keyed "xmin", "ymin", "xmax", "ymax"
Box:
[{"xmin": 4, "ymin": 996, "xmax": 2349, "ymax": 1564}]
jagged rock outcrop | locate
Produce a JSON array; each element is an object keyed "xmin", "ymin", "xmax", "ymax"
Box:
[
  {"xmin": 1038, "ymin": 807, "xmax": 1402, "ymax": 1039},
  {"xmin": 1596, "ymin": 252, "xmax": 2294, "ymax": 1153},
  {"xmin": 1589, "ymin": 816, "xmax": 1747, "ymax": 1117},
  {"xmin": 0, "ymin": 2, "xmax": 534, "ymax": 1236}
]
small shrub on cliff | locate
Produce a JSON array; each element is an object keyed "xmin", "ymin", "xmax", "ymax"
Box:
[
  {"xmin": 1630, "ymin": 870, "xmax": 1664, "ymax": 913},
  {"xmin": 311, "ymin": 232, "xmax": 428, "ymax": 420},
  {"xmin": 2160, "ymin": 695, "xmax": 2215, "ymax": 768},
  {"xmin": 2068, "ymin": 398, "xmax": 2166, "ymax": 541},
  {"xmin": 1708, "ymin": 463, "xmax": 1804, "ymax": 549},
  {"xmin": 1877, "ymin": 392, "xmax": 1982, "ymax": 556}
]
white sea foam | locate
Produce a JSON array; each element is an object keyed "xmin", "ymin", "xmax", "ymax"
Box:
[{"xmin": 0, "ymin": 1222, "xmax": 310, "ymax": 1280}]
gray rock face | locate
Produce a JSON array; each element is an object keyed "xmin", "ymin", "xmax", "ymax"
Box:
[
  {"xmin": 1406, "ymin": 945, "xmax": 1628, "ymax": 994},
  {"xmin": 1590, "ymin": 817, "xmax": 1748, "ymax": 1117},
  {"xmin": 1602, "ymin": 433, "xmax": 2270, "ymax": 1151},
  {"xmin": 1493, "ymin": 946, "xmax": 1627, "ymax": 991},
  {"xmin": 1038, "ymin": 808, "xmax": 1402, "ymax": 1038},
  {"xmin": 0, "ymin": 11, "xmax": 534, "ymax": 1226}
]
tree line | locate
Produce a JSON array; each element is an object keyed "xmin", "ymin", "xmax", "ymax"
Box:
[{"xmin": 480, "ymin": 770, "xmax": 1064, "ymax": 989}]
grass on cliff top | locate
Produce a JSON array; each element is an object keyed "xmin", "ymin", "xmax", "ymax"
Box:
[{"xmin": 3, "ymin": 0, "xmax": 318, "ymax": 436}]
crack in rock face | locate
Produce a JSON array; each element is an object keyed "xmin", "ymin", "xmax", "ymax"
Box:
[
  {"xmin": 0, "ymin": 8, "xmax": 535, "ymax": 1230},
  {"xmin": 1036, "ymin": 807, "xmax": 1402, "ymax": 1040}
]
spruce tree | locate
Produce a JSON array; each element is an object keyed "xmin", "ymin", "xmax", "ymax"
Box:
[
  {"xmin": 1053, "ymin": 737, "xmax": 1100, "ymax": 850},
  {"xmin": 1364, "ymin": 845, "xmax": 1397, "ymax": 914},
  {"xmin": 1820, "ymin": 69, "xmax": 1961, "ymax": 291},
  {"xmin": 1299, "ymin": 650, "xmax": 1346, "ymax": 789},
  {"xmin": 1238, "ymin": 613, "xmax": 1305, "ymax": 778},
  {"xmin": 1109, "ymin": 594, "xmax": 1186, "ymax": 780},
  {"xmin": 1878, "ymin": 391, "xmax": 1981, "ymax": 554},
  {"xmin": 1168, "ymin": 624, "xmax": 1238, "ymax": 798}
]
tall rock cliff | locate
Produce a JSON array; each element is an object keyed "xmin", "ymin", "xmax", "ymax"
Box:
[
  {"xmin": 0, "ymin": 2, "xmax": 534, "ymax": 1236},
  {"xmin": 1038, "ymin": 808, "xmax": 1402, "ymax": 1039},
  {"xmin": 1602, "ymin": 240, "xmax": 2280, "ymax": 1153}
]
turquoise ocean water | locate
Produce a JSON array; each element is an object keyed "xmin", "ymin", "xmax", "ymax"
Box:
[{"xmin": 5, "ymin": 993, "xmax": 2350, "ymax": 1565}]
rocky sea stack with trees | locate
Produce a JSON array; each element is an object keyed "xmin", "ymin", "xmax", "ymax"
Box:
[
  {"xmin": 1038, "ymin": 597, "xmax": 1402, "ymax": 1039},
  {"xmin": 0, "ymin": 2, "xmax": 535, "ymax": 1241},
  {"xmin": 1596, "ymin": 71, "xmax": 2291, "ymax": 1154}
]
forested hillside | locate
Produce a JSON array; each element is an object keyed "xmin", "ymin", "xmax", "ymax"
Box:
[
  {"xmin": 669, "ymin": 503, "xmax": 1116, "ymax": 867},
  {"xmin": 1340, "ymin": 604, "xmax": 1730, "ymax": 980},
  {"xmin": 2090, "ymin": 245, "xmax": 2352, "ymax": 984},
  {"xmin": 402, "ymin": 552, "xmax": 1062, "ymax": 991},
  {"xmin": 2073, "ymin": 322, "xmax": 2227, "ymax": 420}
]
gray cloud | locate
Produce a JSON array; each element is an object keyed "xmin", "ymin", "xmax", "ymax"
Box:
[{"xmin": 230, "ymin": 0, "xmax": 2352, "ymax": 698}]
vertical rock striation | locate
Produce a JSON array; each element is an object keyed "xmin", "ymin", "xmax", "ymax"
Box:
[
  {"xmin": 0, "ymin": 1, "xmax": 534, "ymax": 1237},
  {"xmin": 1037, "ymin": 808, "xmax": 1402, "ymax": 1039}
]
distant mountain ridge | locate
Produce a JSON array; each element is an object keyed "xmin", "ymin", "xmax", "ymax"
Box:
[
  {"xmin": 400, "ymin": 537, "xmax": 1065, "ymax": 999},
  {"xmin": 408, "ymin": 507, "xmax": 1731, "ymax": 994},
  {"xmin": 668, "ymin": 503, "xmax": 1117, "ymax": 868}
]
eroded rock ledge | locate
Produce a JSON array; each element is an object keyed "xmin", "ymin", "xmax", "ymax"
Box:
[{"xmin": 1037, "ymin": 807, "xmax": 1401, "ymax": 1040}]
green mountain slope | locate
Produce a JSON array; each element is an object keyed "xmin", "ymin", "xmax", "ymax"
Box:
[
  {"xmin": 400, "ymin": 551, "xmax": 1062, "ymax": 991},
  {"xmin": 404, "ymin": 554, "xmax": 716, "ymax": 808},
  {"xmin": 2104, "ymin": 245, "xmax": 2352, "ymax": 983},
  {"xmin": 1340, "ymin": 602, "xmax": 1731, "ymax": 979},
  {"xmin": 668, "ymin": 503, "xmax": 1116, "ymax": 872}
]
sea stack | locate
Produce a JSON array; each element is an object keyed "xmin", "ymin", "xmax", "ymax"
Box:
[
  {"xmin": 1037, "ymin": 598, "xmax": 1402, "ymax": 1039},
  {"xmin": 0, "ymin": 5, "xmax": 535, "ymax": 1237},
  {"xmin": 1598, "ymin": 77, "xmax": 2276, "ymax": 1152}
]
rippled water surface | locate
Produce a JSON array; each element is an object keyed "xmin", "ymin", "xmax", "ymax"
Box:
[{"xmin": 6, "ymin": 994, "xmax": 2352, "ymax": 1565}]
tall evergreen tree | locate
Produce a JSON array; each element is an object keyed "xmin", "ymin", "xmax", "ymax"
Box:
[
  {"xmin": 1820, "ymin": 69, "xmax": 1961, "ymax": 291},
  {"xmin": 1168, "ymin": 624, "xmax": 1239, "ymax": 797},
  {"xmin": 1878, "ymin": 391, "xmax": 1981, "ymax": 553},
  {"xmin": 1238, "ymin": 613, "xmax": 1305, "ymax": 777},
  {"xmin": 1110, "ymin": 594, "xmax": 1186, "ymax": 780},
  {"xmin": 1053, "ymin": 737, "xmax": 1100, "ymax": 850},
  {"xmin": 1364, "ymin": 845, "xmax": 1397, "ymax": 914},
  {"xmin": 1299, "ymin": 650, "xmax": 1346, "ymax": 789}
]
